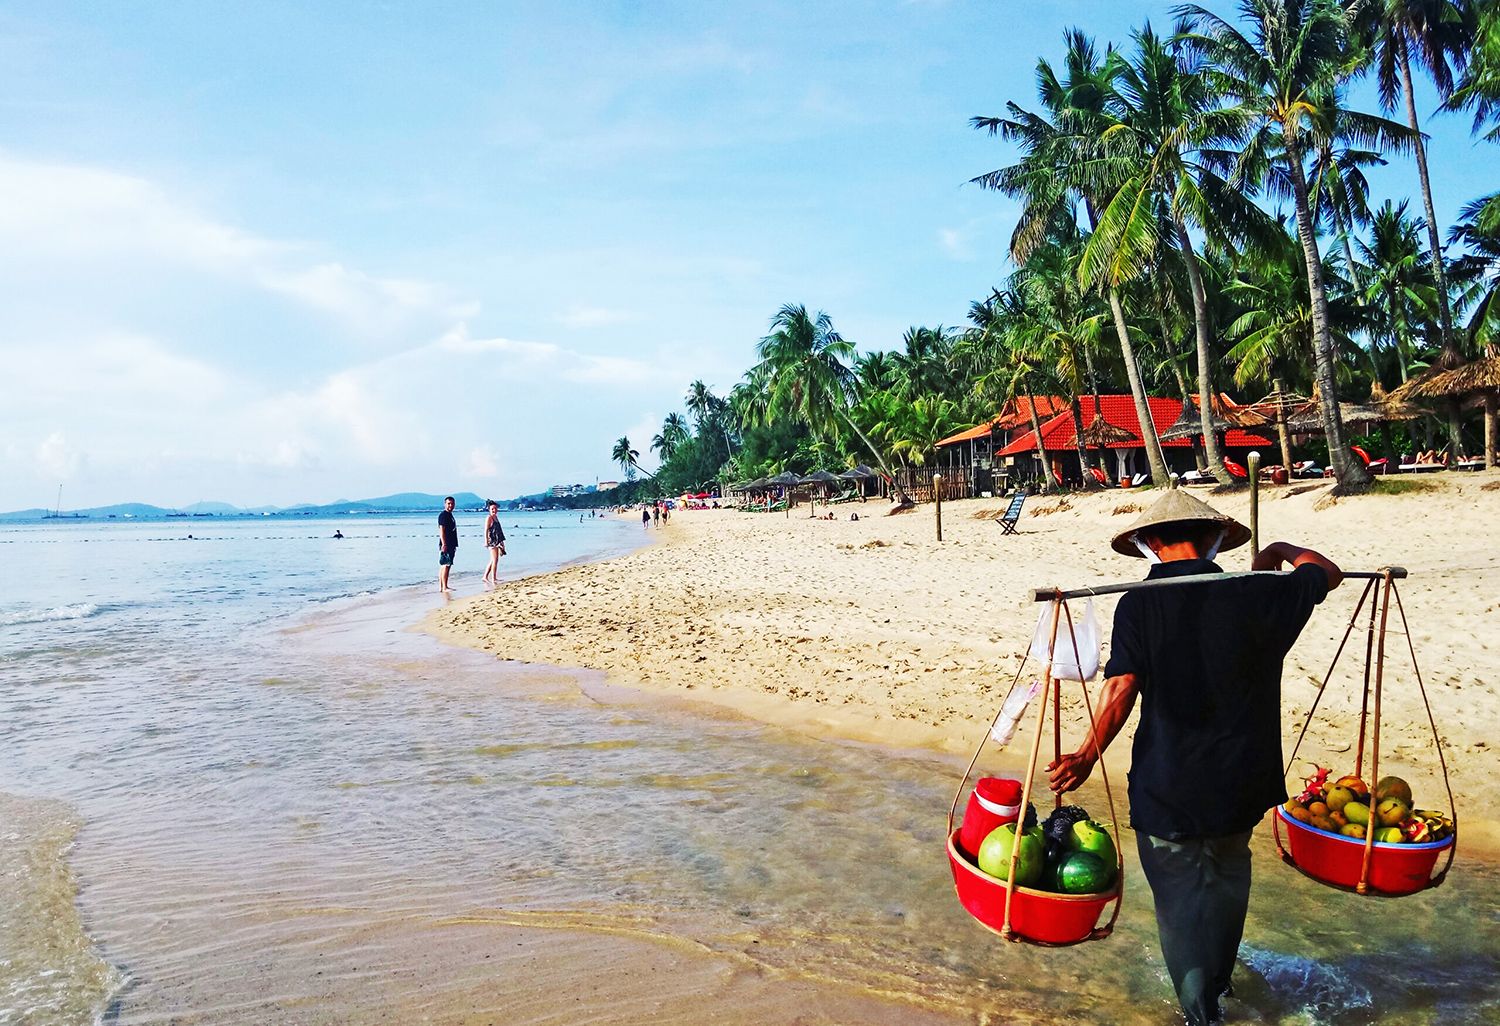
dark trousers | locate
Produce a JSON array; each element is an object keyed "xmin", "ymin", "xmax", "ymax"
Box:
[{"xmin": 1135, "ymin": 829, "xmax": 1253, "ymax": 1026}]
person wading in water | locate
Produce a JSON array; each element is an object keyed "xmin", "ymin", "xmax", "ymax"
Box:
[
  {"xmin": 1046, "ymin": 489, "xmax": 1341, "ymax": 1026},
  {"xmin": 437, "ymin": 496, "xmax": 459, "ymax": 592}
]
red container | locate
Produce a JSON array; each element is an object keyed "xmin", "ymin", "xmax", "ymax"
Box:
[
  {"xmin": 957, "ymin": 777, "xmax": 1023, "ymax": 858},
  {"xmin": 1275, "ymin": 807, "xmax": 1453, "ymax": 896},
  {"xmin": 947, "ymin": 830, "xmax": 1118, "ymax": 945}
]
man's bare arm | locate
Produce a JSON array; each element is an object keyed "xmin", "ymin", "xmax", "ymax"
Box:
[
  {"xmin": 1046, "ymin": 672, "xmax": 1140, "ymax": 794},
  {"xmin": 1252, "ymin": 541, "xmax": 1342, "ymax": 590}
]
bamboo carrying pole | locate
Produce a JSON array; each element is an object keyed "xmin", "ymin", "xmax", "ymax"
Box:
[{"xmin": 1031, "ymin": 568, "xmax": 1404, "ymax": 603}]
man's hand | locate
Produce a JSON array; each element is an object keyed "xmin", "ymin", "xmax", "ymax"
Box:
[
  {"xmin": 1047, "ymin": 751, "xmax": 1097, "ymax": 794},
  {"xmin": 1253, "ymin": 540, "xmax": 1342, "ymax": 590}
]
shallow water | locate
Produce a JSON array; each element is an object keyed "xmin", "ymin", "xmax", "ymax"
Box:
[{"xmin": 2, "ymin": 513, "xmax": 1497, "ymax": 1024}]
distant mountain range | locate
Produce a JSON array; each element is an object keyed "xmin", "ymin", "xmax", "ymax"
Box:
[{"xmin": 0, "ymin": 491, "xmax": 492, "ymax": 521}]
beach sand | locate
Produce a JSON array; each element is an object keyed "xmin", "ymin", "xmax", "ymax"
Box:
[{"xmin": 424, "ymin": 475, "xmax": 1500, "ymax": 829}]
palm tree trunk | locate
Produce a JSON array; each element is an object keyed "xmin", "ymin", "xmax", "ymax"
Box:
[
  {"xmin": 1485, "ymin": 390, "xmax": 1497, "ymax": 470},
  {"xmin": 1400, "ymin": 44, "xmax": 1456, "ymax": 351},
  {"xmin": 1070, "ymin": 397, "xmax": 1095, "ymax": 486},
  {"xmin": 1023, "ymin": 385, "xmax": 1052, "ymax": 494},
  {"xmin": 841, "ymin": 410, "xmax": 913, "ymax": 505},
  {"xmin": 1087, "ymin": 192, "xmax": 1170, "ymax": 487},
  {"xmin": 1284, "ymin": 132, "xmax": 1370, "ymax": 489},
  {"xmin": 1274, "ymin": 375, "xmax": 1295, "ymax": 472},
  {"xmin": 1445, "ymin": 399, "xmax": 1463, "ymax": 465},
  {"xmin": 1171, "ymin": 216, "xmax": 1233, "ymax": 485}
]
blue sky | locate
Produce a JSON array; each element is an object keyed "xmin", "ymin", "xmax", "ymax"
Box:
[{"xmin": 0, "ymin": 1, "xmax": 1490, "ymax": 509}]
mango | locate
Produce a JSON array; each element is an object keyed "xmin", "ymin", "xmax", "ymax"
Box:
[
  {"xmin": 1374, "ymin": 826, "xmax": 1406, "ymax": 844},
  {"xmin": 1308, "ymin": 801, "xmax": 1329, "ymax": 818},
  {"xmin": 1376, "ymin": 798, "xmax": 1411, "ymax": 827},
  {"xmin": 1344, "ymin": 801, "xmax": 1371, "ymax": 826},
  {"xmin": 1374, "ymin": 776, "xmax": 1413, "ymax": 806},
  {"xmin": 1334, "ymin": 775, "xmax": 1369, "ymax": 798},
  {"xmin": 1324, "ymin": 786, "xmax": 1356, "ymax": 813},
  {"xmin": 1329, "ymin": 810, "xmax": 1348, "ymax": 827},
  {"xmin": 1340, "ymin": 823, "xmax": 1367, "ymax": 839},
  {"xmin": 1310, "ymin": 814, "xmax": 1339, "ymax": 833},
  {"xmin": 1283, "ymin": 799, "xmax": 1305, "ymax": 815},
  {"xmin": 1290, "ymin": 806, "xmax": 1312, "ymax": 824}
]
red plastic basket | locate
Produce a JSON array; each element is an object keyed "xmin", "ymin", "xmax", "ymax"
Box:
[
  {"xmin": 1274, "ymin": 807, "xmax": 1454, "ymax": 896},
  {"xmin": 947, "ymin": 830, "xmax": 1119, "ymax": 945}
]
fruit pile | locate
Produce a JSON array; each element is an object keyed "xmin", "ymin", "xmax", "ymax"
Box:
[
  {"xmin": 974, "ymin": 804, "xmax": 1118, "ymax": 894},
  {"xmin": 1283, "ymin": 768, "xmax": 1453, "ymax": 844}
]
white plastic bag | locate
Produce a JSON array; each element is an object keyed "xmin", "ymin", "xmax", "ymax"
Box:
[
  {"xmin": 1027, "ymin": 599, "xmax": 1100, "ymax": 682},
  {"xmin": 989, "ymin": 678, "xmax": 1043, "ymax": 746}
]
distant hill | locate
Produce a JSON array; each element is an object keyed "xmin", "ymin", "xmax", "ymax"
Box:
[{"xmin": 0, "ymin": 491, "xmax": 493, "ymax": 520}]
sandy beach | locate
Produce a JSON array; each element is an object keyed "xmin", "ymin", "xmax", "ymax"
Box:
[{"xmin": 425, "ymin": 476, "xmax": 1500, "ymax": 831}]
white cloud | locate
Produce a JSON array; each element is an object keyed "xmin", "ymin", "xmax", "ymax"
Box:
[
  {"xmin": 465, "ymin": 445, "xmax": 500, "ymax": 477},
  {"xmin": 434, "ymin": 328, "xmax": 666, "ymax": 387},
  {"xmin": 557, "ymin": 305, "xmax": 637, "ymax": 328},
  {"xmin": 37, "ymin": 433, "xmax": 84, "ymax": 480},
  {"xmin": 0, "ymin": 153, "xmax": 464, "ymax": 340}
]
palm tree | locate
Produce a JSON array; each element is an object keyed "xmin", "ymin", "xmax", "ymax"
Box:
[
  {"xmin": 684, "ymin": 381, "xmax": 721, "ymax": 429},
  {"xmin": 854, "ymin": 351, "xmax": 899, "ymax": 396},
  {"xmin": 1359, "ymin": 200, "xmax": 1442, "ymax": 382},
  {"xmin": 1080, "ymin": 24, "xmax": 1276, "ymax": 484},
  {"xmin": 888, "ymin": 397, "xmax": 965, "ymax": 468},
  {"xmin": 611, "ymin": 436, "xmax": 640, "ymax": 482},
  {"xmin": 1449, "ymin": 193, "xmax": 1500, "ymax": 462},
  {"xmin": 651, "ymin": 412, "xmax": 691, "ymax": 462},
  {"xmin": 1351, "ymin": 0, "xmax": 1474, "ymax": 357},
  {"xmin": 1177, "ymin": 0, "xmax": 1408, "ymax": 488},
  {"xmin": 890, "ymin": 326, "xmax": 957, "ymax": 400},
  {"xmin": 752, "ymin": 304, "xmax": 913, "ymax": 504},
  {"xmin": 972, "ymin": 28, "xmax": 1175, "ymax": 486}
]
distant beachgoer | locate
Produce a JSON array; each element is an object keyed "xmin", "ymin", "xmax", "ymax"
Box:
[
  {"xmin": 642, "ymin": 507, "xmax": 651, "ymax": 529},
  {"xmin": 850, "ymin": 512, "xmax": 859, "ymax": 521},
  {"xmin": 482, "ymin": 501, "xmax": 505, "ymax": 584},
  {"xmin": 652, "ymin": 505, "xmax": 660, "ymax": 527},
  {"xmin": 333, "ymin": 530, "xmax": 344, "ymax": 539},
  {"xmin": 438, "ymin": 496, "xmax": 458, "ymax": 591}
]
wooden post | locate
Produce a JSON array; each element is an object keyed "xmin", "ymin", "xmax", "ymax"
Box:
[
  {"xmin": 1248, "ymin": 451, "xmax": 1261, "ymax": 560},
  {"xmin": 934, "ymin": 472, "xmax": 943, "ymax": 542}
]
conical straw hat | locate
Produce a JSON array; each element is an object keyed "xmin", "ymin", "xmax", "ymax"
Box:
[{"xmin": 1110, "ymin": 488, "xmax": 1250, "ymax": 557}]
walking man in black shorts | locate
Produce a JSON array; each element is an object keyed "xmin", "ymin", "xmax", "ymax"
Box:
[{"xmin": 437, "ymin": 496, "xmax": 458, "ymax": 591}]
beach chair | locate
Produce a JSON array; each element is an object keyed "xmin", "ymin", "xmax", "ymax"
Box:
[{"xmin": 995, "ymin": 492, "xmax": 1027, "ymax": 535}]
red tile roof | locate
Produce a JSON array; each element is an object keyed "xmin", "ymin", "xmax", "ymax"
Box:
[
  {"xmin": 994, "ymin": 395, "xmax": 1272, "ymax": 455},
  {"xmin": 935, "ymin": 397, "xmax": 1071, "ymax": 447}
]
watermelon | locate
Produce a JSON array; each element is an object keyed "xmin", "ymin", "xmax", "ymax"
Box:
[
  {"xmin": 1067, "ymin": 819, "xmax": 1117, "ymax": 871},
  {"xmin": 1053, "ymin": 851, "xmax": 1114, "ymax": 894}
]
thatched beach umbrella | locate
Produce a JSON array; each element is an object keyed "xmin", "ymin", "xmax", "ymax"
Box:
[
  {"xmin": 1246, "ymin": 385, "xmax": 1312, "ymax": 470},
  {"xmin": 1402, "ymin": 356, "xmax": 1500, "ymax": 469},
  {"xmin": 1158, "ymin": 400, "xmax": 1232, "ymax": 442},
  {"xmin": 1284, "ymin": 403, "xmax": 1386, "ymax": 434},
  {"xmin": 1391, "ymin": 347, "xmax": 1471, "ymax": 463},
  {"xmin": 1080, "ymin": 415, "xmax": 1137, "ymax": 483}
]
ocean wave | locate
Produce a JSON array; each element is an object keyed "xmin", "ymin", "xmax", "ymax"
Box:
[{"xmin": 0, "ymin": 603, "xmax": 101, "ymax": 627}]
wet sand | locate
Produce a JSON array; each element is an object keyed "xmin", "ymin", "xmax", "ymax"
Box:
[{"xmin": 426, "ymin": 475, "xmax": 1500, "ymax": 830}]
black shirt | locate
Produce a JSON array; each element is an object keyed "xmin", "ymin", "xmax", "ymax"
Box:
[
  {"xmin": 1103, "ymin": 559, "xmax": 1330, "ymax": 838},
  {"xmin": 486, "ymin": 517, "xmax": 505, "ymax": 547},
  {"xmin": 438, "ymin": 510, "xmax": 458, "ymax": 552}
]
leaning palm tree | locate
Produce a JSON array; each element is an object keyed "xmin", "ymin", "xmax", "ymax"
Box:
[
  {"xmin": 1177, "ymin": 0, "xmax": 1409, "ymax": 488},
  {"xmin": 1351, "ymin": 0, "xmax": 1473, "ymax": 356},
  {"xmin": 1080, "ymin": 24, "xmax": 1278, "ymax": 484},
  {"xmin": 611, "ymin": 436, "xmax": 640, "ymax": 482},
  {"xmin": 752, "ymin": 304, "xmax": 913, "ymax": 504},
  {"xmin": 651, "ymin": 412, "xmax": 691, "ymax": 462},
  {"xmin": 971, "ymin": 28, "xmax": 1175, "ymax": 486}
]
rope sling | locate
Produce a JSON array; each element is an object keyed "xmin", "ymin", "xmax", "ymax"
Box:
[
  {"xmin": 948, "ymin": 594, "xmax": 1125, "ymax": 945},
  {"xmin": 1272, "ymin": 567, "xmax": 1458, "ymax": 895}
]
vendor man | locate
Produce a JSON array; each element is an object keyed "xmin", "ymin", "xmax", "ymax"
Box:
[{"xmin": 1047, "ymin": 489, "xmax": 1341, "ymax": 1026}]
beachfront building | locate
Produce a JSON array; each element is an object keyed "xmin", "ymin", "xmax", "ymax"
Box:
[{"xmin": 935, "ymin": 395, "xmax": 1273, "ymax": 493}]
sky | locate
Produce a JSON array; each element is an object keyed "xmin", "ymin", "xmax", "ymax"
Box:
[{"xmin": 0, "ymin": 1, "xmax": 1492, "ymax": 511}]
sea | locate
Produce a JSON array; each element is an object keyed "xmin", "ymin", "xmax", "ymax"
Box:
[{"xmin": 2, "ymin": 511, "xmax": 1498, "ymax": 1025}]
